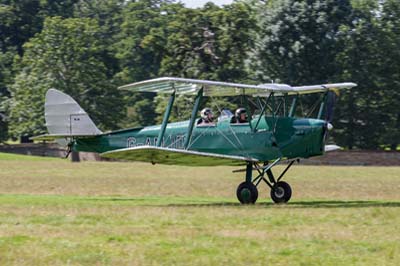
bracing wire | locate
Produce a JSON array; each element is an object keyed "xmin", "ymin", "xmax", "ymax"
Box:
[{"xmin": 210, "ymin": 96, "xmax": 246, "ymax": 153}]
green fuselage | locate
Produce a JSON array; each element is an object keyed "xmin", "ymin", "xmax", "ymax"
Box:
[{"xmin": 74, "ymin": 115, "xmax": 326, "ymax": 162}]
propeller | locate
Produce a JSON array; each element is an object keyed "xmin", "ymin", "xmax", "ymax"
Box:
[
  {"xmin": 323, "ymin": 90, "xmax": 338, "ymax": 147},
  {"xmin": 326, "ymin": 90, "xmax": 337, "ymax": 125}
]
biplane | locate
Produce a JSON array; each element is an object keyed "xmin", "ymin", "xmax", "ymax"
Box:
[{"xmin": 33, "ymin": 77, "xmax": 356, "ymax": 204}]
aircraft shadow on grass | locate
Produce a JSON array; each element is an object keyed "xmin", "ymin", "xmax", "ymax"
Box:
[
  {"xmin": 88, "ymin": 198, "xmax": 400, "ymax": 208},
  {"xmin": 157, "ymin": 200, "xmax": 400, "ymax": 208}
]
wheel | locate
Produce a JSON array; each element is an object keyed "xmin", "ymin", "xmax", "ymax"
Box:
[
  {"xmin": 270, "ymin": 181, "xmax": 292, "ymax": 203},
  {"xmin": 236, "ymin": 182, "xmax": 258, "ymax": 204}
]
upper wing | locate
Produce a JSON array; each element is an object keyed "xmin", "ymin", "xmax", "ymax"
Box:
[
  {"xmin": 292, "ymin": 83, "xmax": 356, "ymax": 94},
  {"xmin": 119, "ymin": 77, "xmax": 357, "ymax": 96},
  {"xmin": 100, "ymin": 146, "xmax": 259, "ymax": 166}
]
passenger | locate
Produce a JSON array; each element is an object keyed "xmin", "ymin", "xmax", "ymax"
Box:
[
  {"xmin": 198, "ymin": 108, "xmax": 215, "ymax": 126},
  {"xmin": 234, "ymin": 108, "xmax": 248, "ymax": 124}
]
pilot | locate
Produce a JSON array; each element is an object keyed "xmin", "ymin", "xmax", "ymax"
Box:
[
  {"xmin": 234, "ymin": 108, "xmax": 248, "ymax": 123},
  {"xmin": 198, "ymin": 108, "xmax": 215, "ymax": 126}
]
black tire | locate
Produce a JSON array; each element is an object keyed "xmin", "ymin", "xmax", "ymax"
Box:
[
  {"xmin": 236, "ymin": 182, "xmax": 258, "ymax": 204},
  {"xmin": 270, "ymin": 181, "xmax": 292, "ymax": 203}
]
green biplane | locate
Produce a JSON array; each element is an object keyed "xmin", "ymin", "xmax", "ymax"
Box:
[{"xmin": 33, "ymin": 77, "xmax": 356, "ymax": 204}]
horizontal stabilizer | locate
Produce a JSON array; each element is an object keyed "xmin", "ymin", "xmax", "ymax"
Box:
[
  {"xmin": 100, "ymin": 146, "xmax": 259, "ymax": 166},
  {"xmin": 30, "ymin": 134, "xmax": 97, "ymax": 141},
  {"xmin": 325, "ymin": 145, "xmax": 341, "ymax": 152}
]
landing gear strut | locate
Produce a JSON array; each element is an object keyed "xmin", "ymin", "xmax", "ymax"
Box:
[
  {"xmin": 236, "ymin": 162, "xmax": 258, "ymax": 204},
  {"xmin": 235, "ymin": 159, "xmax": 296, "ymax": 204}
]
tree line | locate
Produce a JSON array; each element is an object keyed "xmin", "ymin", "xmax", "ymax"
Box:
[{"xmin": 0, "ymin": 0, "xmax": 399, "ymax": 150}]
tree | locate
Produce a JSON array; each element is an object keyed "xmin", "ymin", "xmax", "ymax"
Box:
[
  {"xmin": 0, "ymin": 0, "xmax": 78, "ymax": 141},
  {"xmin": 8, "ymin": 17, "xmax": 123, "ymax": 138},
  {"xmin": 251, "ymin": 0, "xmax": 386, "ymax": 149},
  {"xmin": 377, "ymin": 0, "xmax": 400, "ymax": 150},
  {"xmin": 155, "ymin": 2, "xmax": 257, "ymax": 122},
  {"xmin": 159, "ymin": 2, "xmax": 256, "ymax": 82},
  {"xmin": 74, "ymin": 0, "xmax": 124, "ymax": 78},
  {"xmin": 333, "ymin": 1, "xmax": 382, "ymax": 149},
  {"xmin": 252, "ymin": 0, "xmax": 399, "ymax": 149},
  {"xmin": 334, "ymin": 0, "xmax": 400, "ymax": 150},
  {"xmin": 252, "ymin": 0, "xmax": 353, "ymax": 85},
  {"xmin": 115, "ymin": 0, "xmax": 180, "ymax": 83},
  {"xmin": 113, "ymin": 0, "xmax": 182, "ymax": 128},
  {"xmin": 0, "ymin": 0, "xmax": 77, "ymax": 55},
  {"xmin": 0, "ymin": 50, "xmax": 14, "ymax": 142}
]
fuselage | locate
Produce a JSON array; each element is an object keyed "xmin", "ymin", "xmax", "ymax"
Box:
[{"xmin": 74, "ymin": 115, "xmax": 327, "ymax": 162}]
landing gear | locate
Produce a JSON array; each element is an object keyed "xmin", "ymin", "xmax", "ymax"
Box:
[
  {"xmin": 235, "ymin": 159, "xmax": 296, "ymax": 204},
  {"xmin": 270, "ymin": 181, "xmax": 292, "ymax": 203},
  {"xmin": 236, "ymin": 182, "xmax": 258, "ymax": 204}
]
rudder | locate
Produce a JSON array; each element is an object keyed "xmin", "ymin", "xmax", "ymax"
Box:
[{"xmin": 45, "ymin": 89, "xmax": 102, "ymax": 136}]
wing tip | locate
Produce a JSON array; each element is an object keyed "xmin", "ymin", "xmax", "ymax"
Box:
[{"xmin": 325, "ymin": 145, "xmax": 342, "ymax": 152}]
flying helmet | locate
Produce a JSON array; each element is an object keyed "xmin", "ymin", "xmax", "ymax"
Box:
[
  {"xmin": 235, "ymin": 108, "xmax": 247, "ymax": 122},
  {"xmin": 200, "ymin": 108, "xmax": 213, "ymax": 121}
]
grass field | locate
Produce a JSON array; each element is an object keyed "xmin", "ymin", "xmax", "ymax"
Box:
[{"xmin": 0, "ymin": 152, "xmax": 399, "ymax": 265}]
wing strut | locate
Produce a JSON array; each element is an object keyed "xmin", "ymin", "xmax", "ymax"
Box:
[
  {"xmin": 243, "ymin": 95, "xmax": 253, "ymax": 132},
  {"xmin": 288, "ymin": 94, "xmax": 298, "ymax": 117},
  {"xmin": 157, "ymin": 88, "xmax": 176, "ymax": 147},
  {"xmin": 184, "ymin": 87, "xmax": 203, "ymax": 149},
  {"xmin": 317, "ymin": 91, "xmax": 328, "ymax": 119},
  {"xmin": 253, "ymin": 92, "xmax": 273, "ymax": 132}
]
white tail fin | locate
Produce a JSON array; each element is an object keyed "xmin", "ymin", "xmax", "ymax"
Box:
[{"xmin": 45, "ymin": 89, "xmax": 102, "ymax": 136}]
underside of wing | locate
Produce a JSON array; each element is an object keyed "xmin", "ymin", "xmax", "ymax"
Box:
[
  {"xmin": 118, "ymin": 77, "xmax": 356, "ymax": 96},
  {"xmin": 100, "ymin": 146, "xmax": 259, "ymax": 166}
]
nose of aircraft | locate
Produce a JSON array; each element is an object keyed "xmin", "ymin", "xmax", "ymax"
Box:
[{"xmin": 285, "ymin": 118, "xmax": 327, "ymax": 158}]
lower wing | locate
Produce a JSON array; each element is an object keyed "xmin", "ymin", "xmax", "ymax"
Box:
[
  {"xmin": 100, "ymin": 146, "xmax": 259, "ymax": 166},
  {"xmin": 324, "ymin": 145, "xmax": 341, "ymax": 152}
]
